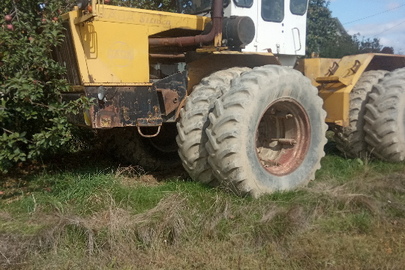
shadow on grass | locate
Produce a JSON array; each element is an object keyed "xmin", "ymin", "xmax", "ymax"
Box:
[{"xmin": 0, "ymin": 148, "xmax": 188, "ymax": 202}]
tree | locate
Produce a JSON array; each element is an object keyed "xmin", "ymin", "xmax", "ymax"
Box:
[
  {"xmin": 353, "ymin": 35, "xmax": 383, "ymax": 53},
  {"xmin": 306, "ymin": 0, "xmax": 338, "ymax": 57},
  {"xmin": 0, "ymin": 0, "xmax": 88, "ymax": 172},
  {"xmin": 306, "ymin": 0, "xmax": 390, "ymax": 57}
]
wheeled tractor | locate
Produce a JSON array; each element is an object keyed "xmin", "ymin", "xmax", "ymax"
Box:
[{"xmin": 55, "ymin": 0, "xmax": 405, "ymax": 197}]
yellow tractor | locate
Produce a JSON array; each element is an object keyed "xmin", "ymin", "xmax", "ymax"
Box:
[{"xmin": 56, "ymin": 0, "xmax": 405, "ymax": 197}]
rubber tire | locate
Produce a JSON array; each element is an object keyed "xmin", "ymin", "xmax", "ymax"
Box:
[
  {"xmin": 364, "ymin": 68, "xmax": 405, "ymax": 162},
  {"xmin": 176, "ymin": 67, "xmax": 250, "ymax": 185},
  {"xmin": 98, "ymin": 126, "xmax": 180, "ymax": 171},
  {"xmin": 334, "ymin": 70, "xmax": 388, "ymax": 158},
  {"xmin": 206, "ymin": 65, "xmax": 327, "ymax": 198}
]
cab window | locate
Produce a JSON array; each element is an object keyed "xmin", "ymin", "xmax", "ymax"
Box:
[
  {"xmin": 290, "ymin": 0, "xmax": 308, "ymax": 15},
  {"xmin": 233, "ymin": 0, "xmax": 253, "ymax": 8},
  {"xmin": 262, "ymin": 0, "xmax": 284, "ymax": 22}
]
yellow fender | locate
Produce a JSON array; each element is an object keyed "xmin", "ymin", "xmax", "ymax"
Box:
[{"xmin": 299, "ymin": 53, "xmax": 405, "ymax": 127}]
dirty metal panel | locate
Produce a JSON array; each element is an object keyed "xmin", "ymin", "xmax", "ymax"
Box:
[
  {"xmin": 153, "ymin": 71, "xmax": 187, "ymax": 122},
  {"xmin": 159, "ymin": 89, "xmax": 180, "ymax": 115},
  {"xmin": 83, "ymin": 86, "xmax": 162, "ymax": 129},
  {"xmin": 137, "ymin": 118, "xmax": 163, "ymax": 126},
  {"xmin": 367, "ymin": 54, "xmax": 405, "ymax": 72}
]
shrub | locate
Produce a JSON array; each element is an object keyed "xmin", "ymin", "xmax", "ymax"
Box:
[{"xmin": 0, "ymin": 0, "xmax": 87, "ymax": 172}]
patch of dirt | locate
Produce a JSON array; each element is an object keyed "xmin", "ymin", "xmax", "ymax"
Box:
[{"xmin": 114, "ymin": 163, "xmax": 188, "ymax": 187}]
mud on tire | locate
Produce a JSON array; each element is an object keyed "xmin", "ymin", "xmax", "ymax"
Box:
[
  {"xmin": 206, "ymin": 65, "xmax": 327, "ymax": 197},
  {"xmin": 364, "ymin": 67, "xmax": 405, "ymax": 162},
  {"xmin": 176, "ymin": 67, "xmax": 250, "ymax": 185},
  {"xmin": 334, "ymin": 70, "xmax": 388, "ymax": 158}
]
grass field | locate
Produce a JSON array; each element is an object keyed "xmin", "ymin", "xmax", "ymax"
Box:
[{"xmin": 1, "ymin": 145, "xmax": 405, "ymax": 269}]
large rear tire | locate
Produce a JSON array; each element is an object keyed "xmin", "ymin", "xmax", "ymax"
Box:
[
  {"xmin": 334, "ymin": 70, "xmax": 387, "ymax": 158},
  {"xmin": 176, "ymin": 67, "xmax": 250, "ymax": 185},
  {"xmin": 206, "ymin": 65, "xmax": 327, "ymax": 197},
  {"xmin": 364, "ymin": 68, "xmax": 405, "ymax": 162}
]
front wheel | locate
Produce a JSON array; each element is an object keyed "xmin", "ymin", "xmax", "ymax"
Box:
[{"xmin": 205, "ymin": 65, "xmax": 327, "ymax": 197}]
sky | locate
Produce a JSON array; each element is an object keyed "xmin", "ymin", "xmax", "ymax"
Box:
[{"xmin": 328, "ymin": 0, "xmax": 405, "ymax": 54}]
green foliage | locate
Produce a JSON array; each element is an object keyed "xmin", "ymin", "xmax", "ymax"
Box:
[
  {"xmin": 306, "ymin": 0, "xmax": 338, "ymax": 57},
  {"xmin": 353, "ymin": 35, "xmax": 383, "ymax": 53},
  {"xmin": 0, "ymin": 0, "xmax": 90, "ymax": 172}
]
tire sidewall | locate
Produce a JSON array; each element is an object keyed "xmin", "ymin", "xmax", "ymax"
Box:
[{"xmin": 241, "ymin": 71, "xmax": 325, "ymax": 191}]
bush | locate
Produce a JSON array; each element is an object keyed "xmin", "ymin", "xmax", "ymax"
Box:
[{"xmin": 0, "ymin": 0, "xmax": 87, "ymax": 172}]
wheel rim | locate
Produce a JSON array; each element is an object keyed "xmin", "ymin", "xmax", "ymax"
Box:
[{"xmin": 256, "ymin": 98, "xmax": 310, "ymax": 176}]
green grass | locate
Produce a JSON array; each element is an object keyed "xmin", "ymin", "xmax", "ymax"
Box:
[{"xmin": 1, "ymin": 151, "xmax": 405, "ymax": 269}]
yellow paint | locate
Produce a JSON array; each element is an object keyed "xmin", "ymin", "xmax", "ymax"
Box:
[
  {"xmin": 297, "ymin": 58, "xmax": 339, "ymax": 87},
  {"xmin": 63, "ymin": 5, "xmax": 209, "ymax": 86},
  {"xmin": 302, "ymin": 53, "xmax": 405, "ymax": 127},
  {"xmin": 318, "ymin": 54, "xmax": 376, "ymax": 127}
]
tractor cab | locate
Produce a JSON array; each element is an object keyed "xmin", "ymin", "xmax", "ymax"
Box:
[{"xmin": 179, "ymin": 0, "xmax": 309, "ymax": 66}]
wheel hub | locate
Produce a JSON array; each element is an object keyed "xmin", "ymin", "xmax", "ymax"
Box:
[{"xmin": 256, "ymin": 98, "xmax": 310, "ymax": 176}]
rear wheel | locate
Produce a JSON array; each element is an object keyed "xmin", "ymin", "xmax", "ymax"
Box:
[
  {"xmin": 206, "ymin": 65, "xmax": 327, "ymax": 197},
  {"xmin": 334, "ymin": 70, "xmax": 387, "ymax": 158},
  {"xmin": 364, "ymin": 68, "xmax": 405, "ymax": 162},
  {"xmin": 176, "ymin": 67, "xmax": 250, "ymax": 185}
]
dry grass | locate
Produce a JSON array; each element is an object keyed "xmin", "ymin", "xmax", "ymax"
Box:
[{"xmin": 1, "ymin": 156, "xmax": 405, "ymax": 269}]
